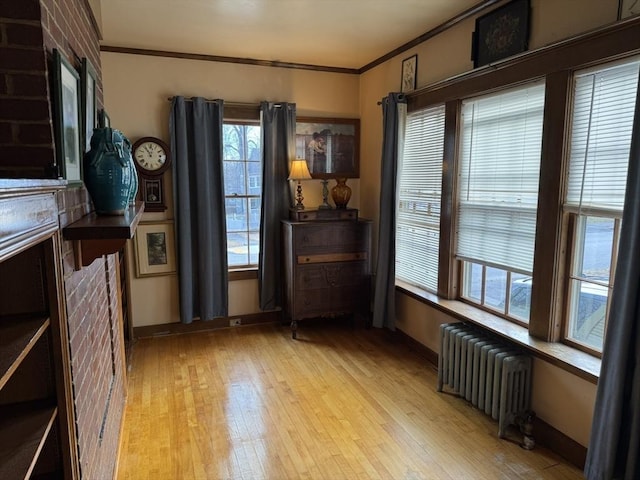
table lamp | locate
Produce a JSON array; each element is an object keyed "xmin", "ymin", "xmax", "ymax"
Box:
[{"xmin": 288, "ymin": 159, "xmax": 312, "ymax": 210}]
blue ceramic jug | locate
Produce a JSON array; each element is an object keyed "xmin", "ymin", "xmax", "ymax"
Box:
[{"xmin": 84, "ymin": 128, "xmax": 134, "ymax": 215}]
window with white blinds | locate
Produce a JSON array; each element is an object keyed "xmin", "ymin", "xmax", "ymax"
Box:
[
  {"xmin": 456, "ymin": 81, "xmax": 546, "ymax": 275},
  {"xmin": 563, "ymin": 57, "xmax": 640, "ymax": 352},
  {"xmin": 396, "ymin": 104, "xmax": 445, "ymax": 293},
  {"xmin": 566, "ymin": 57, "xmax": 640, "ymax": 215}
]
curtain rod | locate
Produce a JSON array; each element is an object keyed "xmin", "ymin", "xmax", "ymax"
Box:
[
  {"xmin": 167, "ymin": 97, "xmax": 259, "ymax": 107},
  {"xmin": 167, "ymin": 97, "xmax": 286, "ymax": 108}
]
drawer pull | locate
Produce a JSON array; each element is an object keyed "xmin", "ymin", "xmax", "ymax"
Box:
[{"xmin": 297, "ymin": 252, "xmax": 367, "ymax": 264}]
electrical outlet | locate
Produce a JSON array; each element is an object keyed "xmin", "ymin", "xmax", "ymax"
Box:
[{"xmin": 229, "ymin": 318, "xmax": 241, "ymax": 327}]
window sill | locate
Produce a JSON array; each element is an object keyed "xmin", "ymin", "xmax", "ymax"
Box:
[
  {"xmin": 396, "ymin": 280, "xmax": 601, "ymax": 384},
  {"xmin": 229, "ymin": 269, "xmax": 258, "ymax": 281}
]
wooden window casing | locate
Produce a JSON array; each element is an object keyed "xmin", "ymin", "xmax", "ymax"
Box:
[{"xmin": 406, "ymin": 18, "xmax": 640, "ymax": 342}]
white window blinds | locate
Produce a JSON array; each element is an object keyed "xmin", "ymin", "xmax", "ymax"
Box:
[
  {"xmin": 456, "ymin": 81, "xmax": 545, "ymax": 274},
  {"xmin": 566, "ymin": 58, "xmax": 640, "ymax": 214},
  {"xmin": 396, "ymin": 104, "xmax": 445, "ymax": 293}
]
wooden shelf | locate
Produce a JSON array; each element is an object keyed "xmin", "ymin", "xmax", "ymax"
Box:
[
  {"xmin": 0, "ymin": 402, "xmax": 58, "ymax": 480},
  {"xmin": 0, "ymin": 316, "xmax": 50, "ymax": 390},
  {"xmin": 62, "ymin": 202, "xmax": 145, "ymax": 270}
]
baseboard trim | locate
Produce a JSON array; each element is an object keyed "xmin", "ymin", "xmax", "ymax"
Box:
[
  {"xmin": 533, "ymin": 417, "xmax": 587, "ymax": 469},
  {"xmin": 133, "ymin": 310, "xmax": 281, "ymax": 338},
  {"xmin": 389, "ymin": 326, "xmax": 587, "ymax": 470},
  {"xmin": 392, "ymin": 327, "xmax": 440, "ymax": 367}
]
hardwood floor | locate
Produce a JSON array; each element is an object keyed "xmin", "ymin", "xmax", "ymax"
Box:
[{"xmin": 117, "ymin": 321, "xmax": 583, "ymax": 479}]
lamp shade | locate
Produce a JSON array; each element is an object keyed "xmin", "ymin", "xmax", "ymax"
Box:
[{"xmin": 288, "ymin": 159, "xmax": 312, "ymax": 181}]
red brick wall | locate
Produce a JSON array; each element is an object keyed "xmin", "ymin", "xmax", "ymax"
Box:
[
  {"xmin": 0, "ymin": 1, "xmax": 54, "ymax": 177},
  {"xmin": 43, "ymin": 0, "xmax": 126, "ymax": 476},
  {"xmin": 0, "ymin": 0, "xmax": 126, "ymax": 478}
]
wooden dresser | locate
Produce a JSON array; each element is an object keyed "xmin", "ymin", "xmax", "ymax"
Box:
[{"xmin": 282, "ymin": 214, "xmax": 372, "ymax": 338}]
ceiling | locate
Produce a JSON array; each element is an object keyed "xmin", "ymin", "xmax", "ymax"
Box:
[{"xmin": 100, "ymin": 0, "xmax": 488, "ymax": 70}]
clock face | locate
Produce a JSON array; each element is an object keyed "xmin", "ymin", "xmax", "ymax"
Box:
[
  {"xmin": 132, "ymin": 137, "xmax": 171, "ymax": 176},
  {"xmin": 134, "ymin": 141, "xmax": 166, "ymax": 171}
]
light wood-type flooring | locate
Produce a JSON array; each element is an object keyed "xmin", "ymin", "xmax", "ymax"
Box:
[{"xmin": 116, "ymin": 321, "xmax": 583, "ymax": 480}]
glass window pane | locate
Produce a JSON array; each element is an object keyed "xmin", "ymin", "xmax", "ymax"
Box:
[
  {"xmin": 223, "ymin": 125, "xmax": 242, "ymax": 160},
  {"xmin": 223, "ymin": 122, "xmax": 262, "ymax": 267},
  {"xmin": 249, "ymin": 197, "xmax": 261, "ymax": 231},
  {"xmin": 249, "ymin": 232, "xmax": 260, "ymax": 265},
  {"xmin": 485, "ymin": 266, "xmax": 506, "ymax": 312},
  {"xmin": 228, "ymin": 232, "xmax": 249, "ymax": 267},
  {"xmin": 247, "ymin": 161, "xmax": 262, "ymax": 196},
  {"xmin": 246, "ymin": 126, "xmax": 261, "ymax": 161},
  {"xmin": 225, "ymin": 198, "xmax": 247, "ymax": 233},
  {"xmin": 567, "ymin": 279, "xmax": 607, "ymax": 350},
  {"xmin": 578, "ymin": 216, "xmax": 614, "ymax": 283},
  {"xmin": 224, "ymin": 161, "xmax": 246, "ymax": 196},
  {"xmin": 509, "ymin": 273, "xmax": 531, "ymax": 322},
  {"xmin": 463, "ymin": 261, "xmax": 482, "ymax": 303}
]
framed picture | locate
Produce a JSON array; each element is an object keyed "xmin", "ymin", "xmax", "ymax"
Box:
[
  {"xmin": 98, "ymin": 108, "xmax": 110, "ymax": 128},
  {"xmin": 135, "ymin": 221, "xmax": 176, "ymax": 277},
  {"xmin": 472, "ymin": 0, "xmax": 530, "ymax": 68},
  {"xmin": 81, "ymin": 58, "xmax": 97, "ymax": 152},
  {"xmin": 401, "ymin": 54, "xmax": 417, "ymax": 93},
  {"xmin": 619, "ymin": 0, "xmax": 640, "ymax": 19},
  {"xmin": 295, "ymin": 117, "xmax": 360, "ymax": 179},
  {"xmin": 52, "ymin": 49, "xmax": 82, "ymax": 183}
]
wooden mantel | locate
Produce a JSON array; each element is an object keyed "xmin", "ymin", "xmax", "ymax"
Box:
[{"xmin": 63, "ymin": 202, "xmax": 145, "ymax": 269}]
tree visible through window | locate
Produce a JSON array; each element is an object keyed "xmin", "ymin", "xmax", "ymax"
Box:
[{"xmin": 223, "ymin": 122, "xmax": 261, "ymax": 268}]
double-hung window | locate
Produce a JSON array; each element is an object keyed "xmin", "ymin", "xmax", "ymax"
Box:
[
  {"xmin": 396, "ymin": 104, "xmax": 446, "ymax": 293},
  {"xmin": 564, "ymin": 57, "xmax": 640, "ymax": 352},
  {"xmin": 456, "ymin": 81, "xmax": 546, "ymax": 324},
  {"xmin": 222, "ymin": 122, "xmax": 262, "ymax": 268}
]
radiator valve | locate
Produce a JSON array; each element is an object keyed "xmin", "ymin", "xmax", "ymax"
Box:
[{"xmin": 516, "ymin": 411, "xmax": 536, "ymax": 450}]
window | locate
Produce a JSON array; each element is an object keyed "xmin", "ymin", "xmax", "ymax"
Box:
[
  {"xmin": 396, "ymin": 104, "xmax": 445, "ymax": 293},
  {"xmin": 223, "ymin": 122, "xmax": 262, "ymax": 268},
  {"xmin": 456, "ymin": 81, "xmax": 546, "ymax": 324},
  {"xmin": 564, "ymin": 58, "xmax": 640, "ymax": 352}
]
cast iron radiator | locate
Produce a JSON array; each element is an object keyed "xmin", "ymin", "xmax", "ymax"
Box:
[{"xmin": 437, "ymin": 322, "xmax": 533, "ymax": 438}]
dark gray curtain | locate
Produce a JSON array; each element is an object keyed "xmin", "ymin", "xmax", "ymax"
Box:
[
  {"xmin": 258, "ymin": 101, "xmax": 296, "ymax": 310},
  {"xmin": 372, "ymin": 93, "xmax": 406, "ymax": 329},
  {"xmin": 584, "ymin": 78, "xmax": 640, "ymax": 480},
  {"xmin": 170, "ymin": 96, "xmax": 228, "ymax": 323}
]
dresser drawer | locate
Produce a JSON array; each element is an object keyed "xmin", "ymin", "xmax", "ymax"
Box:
[
  {"xmin": 293, "ymin": 285, "xmax": 368, "ymax": 318},
  {"xmin": 296, "ymin": 262, "xmax": 368, "ymax": 290},
  {"xmin": 293, "ymin": 223, "xmax": 368, "ymax": 254}
]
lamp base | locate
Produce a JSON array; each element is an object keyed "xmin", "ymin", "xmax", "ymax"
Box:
[
  {"xmin": 294, "ymin": 181, "xmax": 305, "ymax": 210},
  {"xmin": 318, "ymin": 179, "xmax": 332, "ymax": 209}
]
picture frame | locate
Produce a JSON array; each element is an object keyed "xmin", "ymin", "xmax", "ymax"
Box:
[
  {"xmin": 401, "ymin": 54, "xmax": 417, "ymax": 93},
  {"xmin": 81, "ymin": 58, "xmax": 97, "ymax": 152},
  {"xmin": 52, "ymin": 49, "xmax": 82, "ymax": 183},
  {"xmin": 472, "ymin": 0, "xmax": 530, "ymax": 68},
  {"xmin": 134, "ymin": 221, "xmax": 176, "ymax": 277},
  {"xmin": 619, "ymin": 0, "xmax": 640, "ymax": 19},
  {"xmin": 98, "ymin": 108, "xmax": 110, "ymax": 128},
  {"xmin": 295, "ymin": 117, "xmax": 360, "ymax": 179}
]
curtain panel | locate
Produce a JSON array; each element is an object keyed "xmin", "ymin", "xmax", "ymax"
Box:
[
  {"xmin": 170, "ymin": 96, "xmax": 228, "ymax": 323},
  {"xmin": 258, "ymin": 101, "xmax": 296, "ymax": 310},
  {"xmin": 372, "ymin": 93, "xmax": 407, "ymax": 329}
]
